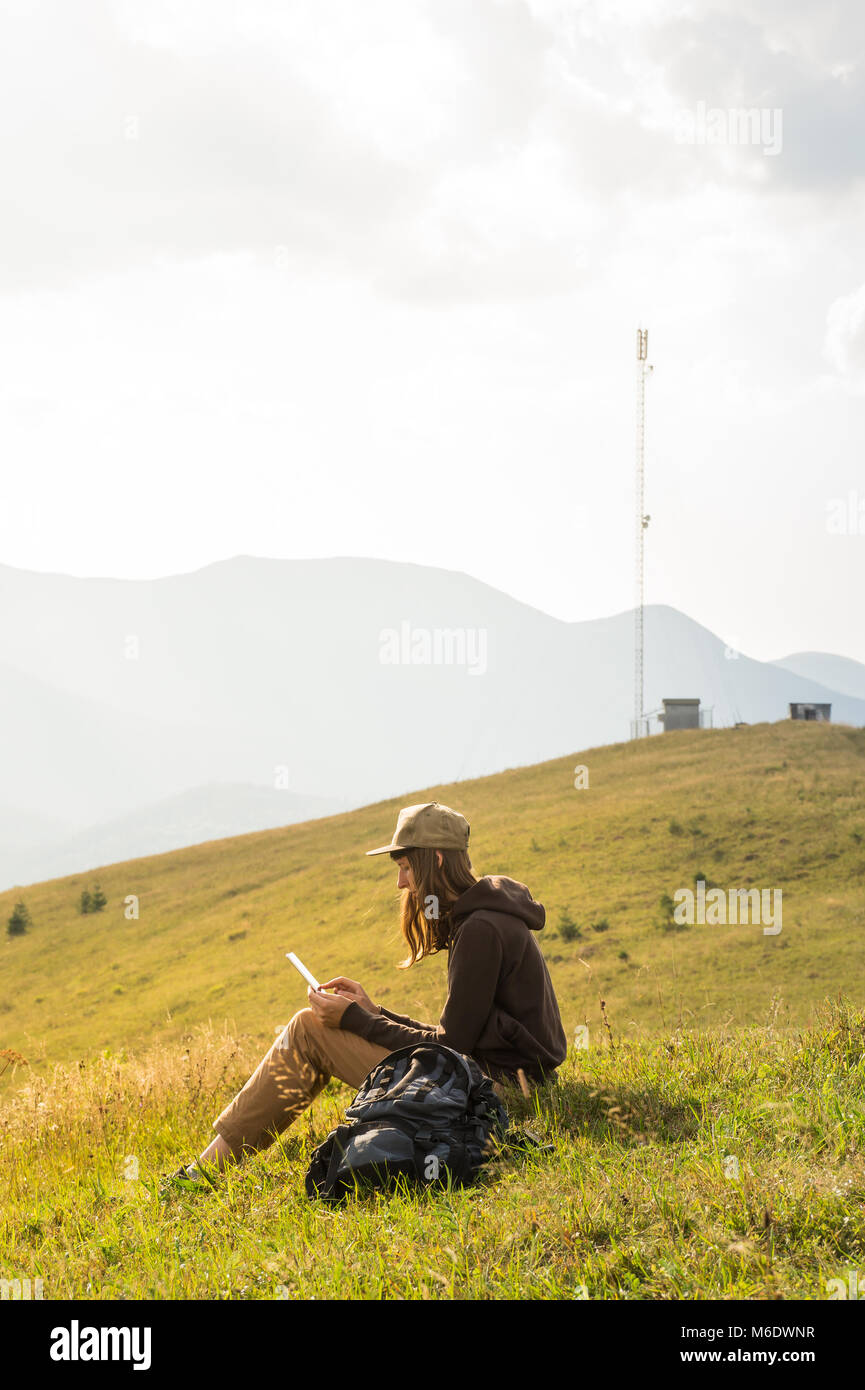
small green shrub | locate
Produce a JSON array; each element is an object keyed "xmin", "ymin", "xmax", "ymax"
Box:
[
  {"xmin": 558, "ymin": 909, "xmax": 582, "ymax": 942},
  {"xmin": 7, "ymin": 901, "xmax": 31, "ymax": 937},
  {"xmin": 79, "ymin": 884, "xmax": 107, "ymax": 914}
]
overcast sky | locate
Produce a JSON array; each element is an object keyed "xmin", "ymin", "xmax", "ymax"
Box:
[{"xmin": 1, "ymin": 0, "xmax": 864, "ymax": 662}]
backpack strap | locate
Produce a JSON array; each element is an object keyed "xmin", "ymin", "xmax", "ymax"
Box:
[
  {"xmin": 321, "ymin": 1123, "xmax": 353, "ymax": 1198},
  {"xmin": 501, "ymin": 1126, "xmax": 554, "ymax": 1155}
]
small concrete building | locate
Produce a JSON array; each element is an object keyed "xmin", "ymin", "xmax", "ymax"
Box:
[
  {"xmin": 659, "ymin": 698, "xmax": 701, "ymax": 731},
  {"xmin": 789, "ymin": 702, "xmax": 831, "ymax": 722}
]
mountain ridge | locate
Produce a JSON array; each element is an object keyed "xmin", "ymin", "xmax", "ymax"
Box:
[{"xmin": 1, "ymin": 555, "xmax": 862, "ymax": 889}]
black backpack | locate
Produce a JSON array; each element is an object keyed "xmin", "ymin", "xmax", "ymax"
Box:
[{"xmin": 304, "ymin": 1043, "xmax": 510, "ymax": 1201}]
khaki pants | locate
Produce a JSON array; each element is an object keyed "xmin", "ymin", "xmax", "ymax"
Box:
[
  {"xmin": 213, "ymin": 1008, "xmax": 512, "ymax": 1160},
  {"xmin": 213, "ymin": 1009, "xmax": 394, "ymax": 1158}
]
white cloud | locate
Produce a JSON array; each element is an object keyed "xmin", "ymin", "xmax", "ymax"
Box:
[
  {"xmin": 5, "ymin": 0, "xmax": 861, "ymax": 300},
  {"xmin": 0, "ymin": 0, "xmax": 863, "ymax": 664}
]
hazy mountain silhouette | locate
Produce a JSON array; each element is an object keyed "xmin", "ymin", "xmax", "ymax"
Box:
[
  {"xmin": 1, "ymin": 556, "xmax": 862, "ymax": 888},
  {"xmin": 770, "ymin": 651, "xmax": 865, "ymax": 702},
  {"xmin": 0, "ymin": 783, "xmax": 350, "ymax": 889}
]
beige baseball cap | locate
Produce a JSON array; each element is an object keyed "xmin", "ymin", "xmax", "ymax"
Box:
[{"xmin": 365, "ymin": 802, "xmax": 470, "ymax": 856}]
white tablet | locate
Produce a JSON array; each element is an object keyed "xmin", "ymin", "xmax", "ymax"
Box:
[{"xmin": 285, "ymin": 952, "xmax": 322, "ymax": 992}]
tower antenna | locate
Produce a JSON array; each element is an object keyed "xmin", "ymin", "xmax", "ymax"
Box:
[{"xmin": 633, "ymin": 327, "xmax": 652, "ymax": 738}]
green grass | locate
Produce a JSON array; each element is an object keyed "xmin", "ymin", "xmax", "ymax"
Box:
[
  {"xmin": 2, "ymin": 720, "xmax": 865, "ymax": 1079},
  {"xmin": 0, "ymin": 999, "xmax": 862, "ymax": 1299},
  {"xmin": 1, "ymin": 719, "xmax": 864, "ymax": 1298}
]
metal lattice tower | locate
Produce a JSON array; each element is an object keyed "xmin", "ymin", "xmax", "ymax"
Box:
[{"xmin": 633, "ymin": 327, "xmax": 651, "ymax": 738}]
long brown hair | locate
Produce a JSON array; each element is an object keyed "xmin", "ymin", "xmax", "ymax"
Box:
[{"xmin": 390, "ymin": 846, "xmax": 478, "ymax": 968}]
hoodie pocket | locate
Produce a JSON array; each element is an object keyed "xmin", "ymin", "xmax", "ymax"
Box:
[{"xmin": 476, "ymin": 1007, "xmax": 522, "ymax": 1051}]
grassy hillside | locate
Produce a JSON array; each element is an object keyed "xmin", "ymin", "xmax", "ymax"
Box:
[
  {"xmin": 2, "ymin": 720, "xmax": 864, "ymax": 1302},
  {"xmin": 1, "ymin": 1003, "xmax": 862, "ymax": 1299},
  {"xmin": 2, "ymin": 720, "xmax": 865, "ymax": 1083}
]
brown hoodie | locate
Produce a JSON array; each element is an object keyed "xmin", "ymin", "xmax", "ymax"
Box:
[{"xmin": 338, "ymin": 875, "xmax": 568, "ymax": 1083}]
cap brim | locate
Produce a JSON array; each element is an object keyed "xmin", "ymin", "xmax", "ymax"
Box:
[{"xmin": 365, "ymin": 843, "xmax": 402, "ymax": 857}]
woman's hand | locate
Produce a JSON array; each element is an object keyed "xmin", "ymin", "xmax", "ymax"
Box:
[
  {"xmin": 306, "ymin": 985, "xmax": 351, "ymax": 1029},
  {"xmin": 319, "ymin": 977, "xmax": 376, "ymax": 1013}
]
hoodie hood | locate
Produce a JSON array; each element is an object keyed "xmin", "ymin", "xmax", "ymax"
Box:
[{"xmin": 451, "ymin": 875, "xmax": 545, "ymax": 931}]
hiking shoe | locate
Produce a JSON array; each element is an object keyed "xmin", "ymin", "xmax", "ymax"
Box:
[{"xmin": 158, "ymin": 1164, "xmax": 209, "ymax": 1199}]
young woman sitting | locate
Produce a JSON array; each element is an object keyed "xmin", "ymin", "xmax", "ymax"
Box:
[{"xmin": 174, "ymin": 802, "xmax": 567, "ymax": 1183}]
